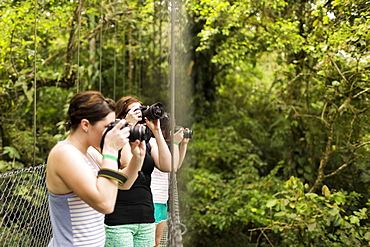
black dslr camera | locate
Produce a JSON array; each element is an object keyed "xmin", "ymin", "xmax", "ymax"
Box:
[
  {"xmin": 100, "ymin": 119, "xmax": 146, "ymax": 151},
  {"xmin": 138, "ymin": 102, "xmax": 165, "ymax": 124},
  {"xmin": 175, "ymin": 126, "xmax": 193, "ymax": 139},
  {"xmin": 100, "ymin": 120, "xmax": 146, "ymax": 168}
]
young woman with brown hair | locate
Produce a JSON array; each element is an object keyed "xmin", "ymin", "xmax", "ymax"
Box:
[{"xmin": 46, "ymin": 91, "xmax": 145, "ymax": 247}]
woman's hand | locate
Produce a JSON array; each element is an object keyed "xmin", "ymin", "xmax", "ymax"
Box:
[
  {"xmin": 125, "ymin": 108, "xmax": 142, "ymax": 125},
  {"xmin": 173, "ymin": 128, "xmax": 184, "ymax": 144},
  {"xmin": 103, "ymin": 120, "xmax": 130, "ymax": 154},
  {"xmin": 145, "ymin": 118, "xmax": 160, "ymax": 133},
  {"xmin": 130, "ymin": 139, "xmax": 146, "ymax": 158}
]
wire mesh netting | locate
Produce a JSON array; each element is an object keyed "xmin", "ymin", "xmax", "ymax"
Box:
[
  {"xmin": 0, "ymin": 164, "xmax": 185, "ymax": 247},
  {"xmin": 0, "ymin": 164, "xmax": 52, "ymax": 247}
]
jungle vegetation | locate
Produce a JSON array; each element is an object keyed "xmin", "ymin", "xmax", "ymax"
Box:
[{"xmin": 1, "ymin": 0, "xmax": 370, "ymax": 246}]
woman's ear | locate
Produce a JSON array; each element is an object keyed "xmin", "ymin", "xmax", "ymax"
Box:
[{"xmin": 80, "ymin": 119, "xmax": 90, "ymax": 132}]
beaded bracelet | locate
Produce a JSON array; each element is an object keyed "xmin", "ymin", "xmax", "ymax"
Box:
[
  {"xmin": 98, "ymin": 168, "xmax": 127, "ymax": 186},
  {"xmin": 102, "ymin": 154, "xmax": 118, "ymax": 162},
  {"xmin": 174, "ymin": 142, "xmax": 180, "ymax": 146}
]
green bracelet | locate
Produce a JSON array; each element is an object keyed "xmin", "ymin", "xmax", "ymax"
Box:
[
  {"xmin": 174, "ymin": 142, "xmax": 180, "ymax": 145},
  {"xmin": 102, "ymin": 154, "xmax": 118, "ymax": 162}
]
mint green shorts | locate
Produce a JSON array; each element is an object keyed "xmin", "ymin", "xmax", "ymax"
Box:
[
  {"xmin": 153, "ymin": 203, "xmax": 168, "ymax": 223},
  {"xmin": 105, "ymin": 223, "xmax": 155, "ymax": 247}
]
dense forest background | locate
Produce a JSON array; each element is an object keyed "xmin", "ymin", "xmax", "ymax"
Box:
[{"xmin": 1, "ymin": 0, "xmax": 370, "ymax": 246}]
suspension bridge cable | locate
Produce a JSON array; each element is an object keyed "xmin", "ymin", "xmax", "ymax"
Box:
[
  {"xmin": 99, "ymin": 8, "xmax": 103, "ymax": 92},
  {"xmin": 113, "ymin": 2, "xmax": 117, "ymax": 100},
  {"xmin": 122, "ymin": 23, "xmax": 126, "ymax": 96},
  {"xmin": 169, "ymin": 2, "xmax": 176, "ymax": 241},
  {"xmin": 168, "ymin": 0, "xmax": 183, "ymax": 245},
  {"xmin": 137, "ymin": 28, "xmax": 141, "ymax": 97},
  {"xmin": 76, "ymin": 0, "xmax": 82, "ymax": 93},
  {"xmin": 33, "ymin": 0, "xmax": 38, "ymax": 167},
  {"xmin": 170, "ymin": 0, "xmax": 176, "ymax": 181},
  {"xmin": 113, "ymin": 23, "xmax": 117, "ymax": 99}
]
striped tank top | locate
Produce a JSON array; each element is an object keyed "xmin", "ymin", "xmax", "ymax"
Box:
[
  {"xmin": 48, "ymin": 142, "xmax": 105, "ymax": 247},
  {"xmin": 151, "ymin": 167, "xmax": 169, "ymax": 204}
]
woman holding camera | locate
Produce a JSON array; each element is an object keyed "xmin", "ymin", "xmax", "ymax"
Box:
[
  {"xmin": 46, "ymin": 91, "xmax": 145, "ymax": 247},
  {"xmin": 104, "ymin": 95, "xmax": 172, "ymax": 247},
  {"xmin": 151, "ymin": 113, "xmax": 191, "ymax": 247}
]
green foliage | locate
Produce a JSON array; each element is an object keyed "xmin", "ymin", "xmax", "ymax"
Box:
[
  {"xmin": 1, "ymin": 87, "xmax": 69, "ymax": 169},
  {"xmin": 264, "ymin": 177, "xmax": 370, "ymax": 246},
  {"xmin": 1, "ymin": 0, "xmax": 370, "ymax": 246},
  {"xmin": 182, "ymin": 0, "xmax": 370, "ymax": 244},
  {"xmin": 182, "ymin": 156, "xmax": 370, "ymax": 246},
  {"xmin": 0, "ymin": 160, "xmax": 25, "ymax": 173},
  {"xmin": 180, "ymin": 119, "xmax": 278, "ymax": 246},
  {"xmin": 2, "ymin": 146, "xmax": 20, "ymax": 159},
  {"xmin": 0, "ymin": 0, "xmax": 172, "ymax": 170}
]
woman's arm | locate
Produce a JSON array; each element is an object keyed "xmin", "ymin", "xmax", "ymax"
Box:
[
  {"xmin": 171, "ymin": 128, "xmax": 185, "ymax": 172},
  {"xmin": 47, "ymin": 120, "xmax": 130, "ymax": 214},
  {"xmin": 117, "ymin": 139, "xmax": 146, "ymax": 189},
  {"xmin": 178, "ymin": 137, "xmax": 190, "ymax": 170},
  {"xmin": 147, "ymin": 119, "xmax": 172, "ymax": 172}
]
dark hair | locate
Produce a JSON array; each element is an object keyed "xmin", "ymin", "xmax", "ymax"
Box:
[
  {"xmin": 116, "ymin": 95, "xmax": 142, "ymax": 119},
  {"xmin": 160, "ymin": 112, "xmax": 171, "ymax": 140},
  {"xmin": 66, "ymin": 91, "xmax": 116, "ymax": 131}
]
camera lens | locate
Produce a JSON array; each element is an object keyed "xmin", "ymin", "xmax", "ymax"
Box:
[
  {"xmin": 141, "ymin": 102, "xmax": 165, "ymax": 122},
  {"xmin": 128, "ymin": 126, "xmax": 145, "ymax": 142},
  {"xmin": 183, "ymin": 129, "xmax": 193, "ymax": 139},
  {"xmin": 152, "ymin": 106, "xmax": 163, "ymax": 117}
]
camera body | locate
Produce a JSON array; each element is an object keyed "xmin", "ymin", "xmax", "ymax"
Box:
[
  {"xmin": 100, "ymin": 120, "xmax": 146, "ymax": 151},
  {"xmin": 138, "ymin": 102, "xmax": 165, "ymax": 124},
  {"xmin": 175, "ymin": 125, "xmax": 193, "ymax": 139}
]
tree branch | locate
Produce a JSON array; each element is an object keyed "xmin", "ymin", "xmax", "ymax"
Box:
[
  {"xmin": 323, "ymin": 156, "xmax": 359, "ymax": 178},
  {"xmin": 353, "ymin": 87, "xmax": 370, "ymax": 98},
  {"xmin": 309, "ymin": 123, "xmax": 334, "ymax": 193}
]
